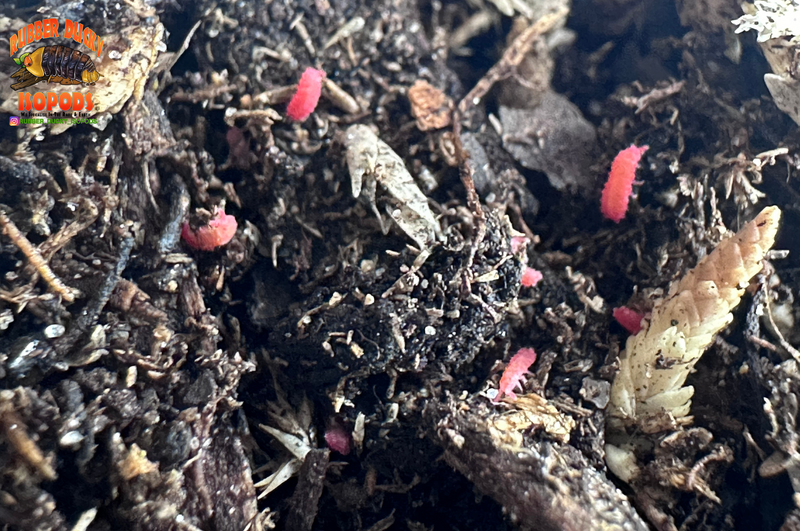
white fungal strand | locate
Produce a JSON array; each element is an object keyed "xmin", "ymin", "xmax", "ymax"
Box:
[{"xmin": 609, "ymin": 206, "xmax": 781, "ymax": 425}]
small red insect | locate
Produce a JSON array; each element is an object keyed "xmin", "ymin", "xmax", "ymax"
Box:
[
  {"xmin": 601, "ymin": 144, "xmax": 649, "ymax": 223},
  {"xmin": 613, "ymin": 306, "xmax": 646, "ymax": 335},
  {"xmin": 520, "ymin": 266, "xmax": 543, "ymax": 288},
  {"xmin": 286, "ymin": 67, "xmax": 326, "ymax": 122},
  {"xmin": 493, "ymin": 347, "xmax": 538, "ymax": 402},
  {"xmin": 181, "ymin": 207, "xmax": 238, "ymax": 251}
]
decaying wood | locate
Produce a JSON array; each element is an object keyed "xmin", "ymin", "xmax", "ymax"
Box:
[
  {"xmin": 426, "ymin": 396, "xmax": 649, "ymax": 531},
  {"xmin": 285, "ymin": 449, "xmax": 330, "ymax": 531}
]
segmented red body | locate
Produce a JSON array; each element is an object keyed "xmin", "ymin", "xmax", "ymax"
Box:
[
  {"xmin": 286, "ymin": 67, "xmax": 326, "ymax": 121},
  {"xmin": 181, "ymin": 207, "xmax": 238, "ymax": 251},
  {"xmin": 613, "ymin": 306, "xmax": 646, "ymax": 335},
  {"xmin": 600, "ymin": 144, "xmax": 649, "ymax": 223},
  {"xmin": 494, "ymin": 348, "xmax": 538, "ymax": 402}
]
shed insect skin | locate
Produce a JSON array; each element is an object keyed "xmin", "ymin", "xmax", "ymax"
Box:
[{"xmin": 11, "ymin": 45, "xmax": 101, "ymax": 90}]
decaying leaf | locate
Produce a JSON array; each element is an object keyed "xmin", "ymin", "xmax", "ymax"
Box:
[
  {"xmin": 732, "ymin": 1, "xmax": 800, "ymax": 126},
  {"xmin": 489, "ymin": 393, "xmax": 576, "ymax": 447},
  {"xmin": 70, "ymin": 22, "xmax": 165, "ymax": 134},
  {"xmin": 407, "ymin": 80, "xmax": 453, "ymax": 131},
  {"xmin": 499, "ymin": 91, "xmax": 598, "ymax": 192},
  {"xmin": 764, "ymin": 73, "xmax": 800, "ymax": 127},
  {"xmin": 345, "ymin": 125, "xmax": 441, "ymax": 249}
]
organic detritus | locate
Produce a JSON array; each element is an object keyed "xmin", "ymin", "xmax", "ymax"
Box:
[{"xmin": 344, "ymin": 124, "xmax": 441, "ymax": 249}]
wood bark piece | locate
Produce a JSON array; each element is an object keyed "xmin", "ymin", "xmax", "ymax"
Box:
[{"xmin": 426, "ymin": 397, "xmax": 649, "ymax": 531}]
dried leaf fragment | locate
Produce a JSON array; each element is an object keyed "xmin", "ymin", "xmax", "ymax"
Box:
[
  {"xmin": 407, "ymin": 80, "xmax": 453, "ymax": 131},
  {"xmin": 609, "ymin": 206, "xmax": 782, "ymax": 425},
  {"xmin": 732, "ymin": 0, "xmax": 800, "ymax": 43},
  {"xmin": 489, "ymin": 393, "xmax": 576, "ymax": 446},
  {"xmin": 732, "ymin": 2, "xmax": 800, "ymax": 125},
  {"xmin": 118, "ymin": 442, "xmax": 159, "ymax": 480},
  {"xmin": 765, "ymin": 73, "xmax": 800, "ymax": 126},
  {"xmin": 499, "ymin": 91, "xmax": 597, "ymax": 192},
  {"xmin": 344, "ymin": 125, "xmax": 440, "ymax": 249}
]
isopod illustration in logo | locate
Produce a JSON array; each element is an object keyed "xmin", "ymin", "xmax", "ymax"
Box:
[{"xmin": 11, "ymin": 45, "xmax": 101, "ymax": 90}]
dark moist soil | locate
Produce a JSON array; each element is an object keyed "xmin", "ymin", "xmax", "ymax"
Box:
[{"xmin": 1, "ymin": 0, "xmax": 800, "ymax": 530}]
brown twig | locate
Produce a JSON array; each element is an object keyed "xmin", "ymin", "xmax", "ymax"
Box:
[
  {"xmin": 0, "ymin": 209, "xmax": 77, "ymax": 302},
  {"xmin": 452, "ymin": 127, "xmax": 485, "ymax": 225},
  {"xmin": 747, "ymin": 334, "xmax": 778, "ymax": 352},
  {"xmin": 451, "ymin": 119, "xmax": 486, "ymax": 273},
  {"xmin": 623, "ymin": 80, "xmax": 685, "ymax": 114},
  {"xmin": 457, "ymin": 7, "xmax": 568, "ymax": 115},
  {"xmin": 449, "ymin": 120, "xmax": 502, "ymax": 322}
]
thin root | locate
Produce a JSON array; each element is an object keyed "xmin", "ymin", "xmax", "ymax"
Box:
[
  {"xmin": 0, "ymin": 209, "xmax": 77, "ymax": 303},
  {"xmin": 457, "ymin": 8, "xmax": 568, "ymax": 115}
]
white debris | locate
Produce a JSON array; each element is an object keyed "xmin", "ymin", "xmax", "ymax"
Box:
[{"xmin": 344, "ymin": 125, "xmax": 441, "ymax": 249}]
